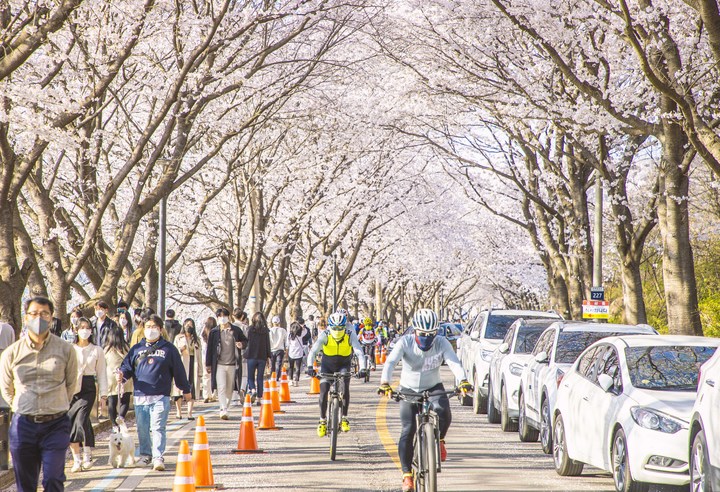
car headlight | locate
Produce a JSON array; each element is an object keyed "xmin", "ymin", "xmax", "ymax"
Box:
[
  {"xmin": 480, "ymin": 349, "xmax": 494, "ymax": 362},
  {"xmin": 630, "ymin": 406, "xmax": 683, "ymax": 434},
  {"xmin": 509, "ymin": 362, "xmax": 524, "ymax": 376}
]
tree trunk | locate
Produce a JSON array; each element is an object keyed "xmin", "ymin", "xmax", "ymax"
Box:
[
  {"xmin": 0, "ymin": 204, "xmax": 31, "ymax": 334},
  {"xmin": 657, "ymin": 121, "xmax": 703, "ymax": 335},
  {"xmin": 145, "ymin": 260, "xmax": 158, "ymax": 312}
]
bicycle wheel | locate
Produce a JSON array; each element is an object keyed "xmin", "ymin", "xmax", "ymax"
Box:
[
  {"xmin": 421, "ymin": 422, "xmax": 438, "ymax": 492},
  {"xmin": 329, "ymin": 396, "xmax": 340, "ymax": 461},
  {"xmin": 413, "ymin": 431, "xmax": 424, "ymax": 492}
]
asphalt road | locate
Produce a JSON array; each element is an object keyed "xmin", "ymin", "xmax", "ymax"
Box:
[{"xmin": 13, "ymin": 365, "xmax": 683, "ymax": 491}]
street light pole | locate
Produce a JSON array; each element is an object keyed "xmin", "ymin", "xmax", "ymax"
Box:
[
  {"xmin": 158, "ymin": 195, "xmax": 167, "ymax": 317},
  {"xmin": 332, "ymin": 253, "xmax": 337, "ymax": 312}
]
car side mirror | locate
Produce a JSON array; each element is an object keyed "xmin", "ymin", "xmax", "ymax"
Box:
[
  {"xmin": 470, "ymin": 332, "xmax": 479, "ymax": 341},
  {"xmin": 534, "ymin": 351, "xmax": 548, "ymax": 364},
  {"xmin": 498, "ymin": 343, "xmax": 510, "ymax": 354},
  {"xmin": 598, "ymin": 373, "xmax": 614, "ymax": 393}
]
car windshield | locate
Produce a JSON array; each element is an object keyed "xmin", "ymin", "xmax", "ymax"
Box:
[
  {"xmin": 486, "ymin": 315, "xmax": 557, "ymax": 340},
  {"xmin": 440, "ymin": 324, "xmax": 462, "ymax": 338},
  {"xmin": 514, "ymin": 327, "xmax": 546, "ymax": 354},
  {"xmin": 555, "ymin": 332, "xmax": 629, "ymax": 364},
  {"xmin": 625, "ymin": 345, "xmax": 717, "ymax": 391}
]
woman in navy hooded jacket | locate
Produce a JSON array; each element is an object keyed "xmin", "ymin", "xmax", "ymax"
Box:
[{"xmin": 118, "ymin": 314, "xmax": 190, "ymax": 471}]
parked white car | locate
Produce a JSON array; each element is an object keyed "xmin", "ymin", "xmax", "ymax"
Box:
[
  {"xmin": 458, "ymin": 309, "xmax": 562, "ymax": 413},
  {"xmin": 518, "ymin": 321, "xmax": 656, "ymax": 455},
  {"xmin": 689, "ymin": 344, "xmax": 720, "ymax": 491},
  {"xmin": 553, "ymin": 335, "xmax": 719, "ymax": 492},
  {"xmin": 487, "ymin": 318, "xmax": 556, "ymax": 431}
]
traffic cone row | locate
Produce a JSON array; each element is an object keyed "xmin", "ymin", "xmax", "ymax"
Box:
[
  {"xmin": 380, "ymin": 346, "xmax": 387, "ymax": 364},
  {"xmin": 280, "ymin": 368, "xmax": 295, "ymax": 403},
  {"xmin": 269, "ymin": 374, "xmax": 285, "ymax": 414}
]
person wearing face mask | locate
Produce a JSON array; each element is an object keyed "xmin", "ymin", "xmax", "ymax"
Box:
[
  {"xmin": 118, "ymin": 314, "xmax": 191, "ymax": 471},
  {"xmin": 205, "ymin": 308, "xmax": 248, "ymax": 419},
  {"xmin": 172, "ymin": 319, "xmax": 200, "ymax": 420},
  {"xmin": 115, "ymin": 311, "xmax": 132, "ymax": 342},
  {"xmin": 68, "ymin": 318, "xmax": 108, "ymax": 472},
  {"xmin": 91, "ymin": 301, "xmax": 118, "ymax": 350},
  {"xmin": 306, "ymin": 312, "xmax": 367, "ymax": 437},
  {"xmin": 0, "ymin": 296, "xmax": 79, "ymax": 492},
  {"xmin": 62, "ymin": 308, "xmax": 82, "ymax": 344},
  {"xmin": 104, "ymin": 328, "xmax": 132, "ymax": 433},
  {"xmin": 377, "ymin": 309, "xmax": 471, "ymax": 492},
  {"xmin": 130, "ymin": 308, "xmax": 169, "ymax": 346}
]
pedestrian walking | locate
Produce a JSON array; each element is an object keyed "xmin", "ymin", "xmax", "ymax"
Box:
[
  {"xmin": 118, "ymin": 314, "xmax": 191, "ymax": 471},
  {"xmin": 0, "ymin": 317, "xmax": 15, "ymax": 408},
  {"xmin": 173, "ymin": 319, "xmax": 200, "ymax": 420},
  {"xmin": 287, "ymin": 322, "xmax": 305, "ymax": 386},
  {"xmin": 269, "ymin": 316, "xmax": 287, "ymax": 380},
  {"xmin": 68, "ymin": 318, "xmax": 108, "ymax": 472},
  {"xmin": 232, "ymin": 309, "xmax": 249, "ymax": 395},
  {"xmin": 116, "ymin": 310, "xmax": 133, "ymax": 342},
  {"xmin": 205, "ymin": 308, "xmax": 247, "ymax": 419},
  {"xmin": 200, "ymin": 317, "xmax": 216, "ymax": 402},
  {"xmin": 91, "ymin": 301, "xmax": 118, "ymax": 349},
  {"xmin": 164, "ymin": 309, "xmax": 182, "ymax": 345},
  {"xmin": 245, "ymin": 312, "xmax": 272, "ymax": 403},
  {"xmin": 61, "ymin": 308, "xmax": 82, "ymax": 344},
  {"xmin": 104, "ymin": 328, "xmax": 132, "ymax": 433},
  {"xmin": 0, "ymin": 296, "xmax": 79, "ymax": 492},
  {"xmin": 307, "ymin": 314, "xmax": 318, "ymax": 341}
]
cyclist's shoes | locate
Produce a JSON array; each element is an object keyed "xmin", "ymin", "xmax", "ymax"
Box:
[
  {"xmin": 317, "ymin": 419, "xmax": 327, "ymax": 437},
  {"xmin": 440, "ymin": 440, "xmax": 447, "ymax": 462},
  {"xmin": 341, "ymin": 417, "xmax": 350, "ymax": 432},
  {"xmin": 401, "ymin": 473, "xmax": 414, "ymax": 491}
]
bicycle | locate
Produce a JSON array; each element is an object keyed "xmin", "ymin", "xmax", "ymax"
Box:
[
  {"xmin": 317, "ymin": 371, "xmax": 355, "ymax": 460},
  {"xmin": 389, "ymin": 387, "xmax": 463, "ymax": 492},
  {"xmin": 360, "ymin": 343, "xmax": 374, "ymax": 382}
]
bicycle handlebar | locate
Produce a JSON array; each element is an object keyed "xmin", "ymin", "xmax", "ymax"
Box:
[
  {"xmin": 317, "ymin": 372, "xmax": 355, "ymax": 379},
  {"xmin": 389, "ymin": 388, "xmax": 461, "ymax": 402}
]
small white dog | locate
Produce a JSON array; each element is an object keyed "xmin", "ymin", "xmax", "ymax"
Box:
[{"xmin": 108, "ymin": 420, "xmax": 135, "ymax": 468}]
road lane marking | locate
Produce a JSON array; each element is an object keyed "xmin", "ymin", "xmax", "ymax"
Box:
[{"xmin": 375, "ymin": 386, "xmax": 402, "ymax": 472}]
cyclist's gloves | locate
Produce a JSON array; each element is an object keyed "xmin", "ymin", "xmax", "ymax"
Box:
[
  {"xmin": 458, "ymin": 379, "xmax": 473, "ymax": 395},
  {"xmin": 306, "ymin": 367, "xmax": 316, "ymax": 377},
  {"xmin": 377, "ymin": 383, "xmax": 392, "ymax": 397}
]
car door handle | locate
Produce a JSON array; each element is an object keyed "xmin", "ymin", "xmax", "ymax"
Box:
[
  {"xmin": 707, "ymin": 380, "xmax": 716, "ymax": 387},
  {"xmin": 530, "ymin": 369, "xmax": 536, "ymax": 373},
  {"xmin": 562, "ymin": 383, "xmax": 569, "ymax": 388},
  {"xmin": 582, "ymin": 396, "xmax": 589, "ymax": 401}
]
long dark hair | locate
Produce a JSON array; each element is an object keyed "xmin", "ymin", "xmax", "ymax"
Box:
[
  {"xmin": 289, "ymin": 321, "xmax": 303, "ymax": 340},
  {"xmin": 105, "ymin": 326, "xmax": 129, "ymax": 353},
  {"xmin": 202, "ymin": 317, "xmax": 217, "ymax": 342},
  {"xmin": 183, "ymin": 318, "xmax": 199, "ymax": 347},
  {"xmin": 249, "ymin": 312, "xmax": 268, "ymax": 334}
]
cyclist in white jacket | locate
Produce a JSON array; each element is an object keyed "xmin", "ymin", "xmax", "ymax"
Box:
[{"xmin": 378, "ymin": 309, "xmax": 471, "ymax": 492}]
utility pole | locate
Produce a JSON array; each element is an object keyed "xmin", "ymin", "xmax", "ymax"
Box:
[
  {"xmin": 593, "ymin": 177, "xmax": 603, "ymax": 287},
  {"xmin": 158, "ymin": 196, "xmax": 167, "ymax": 318}
]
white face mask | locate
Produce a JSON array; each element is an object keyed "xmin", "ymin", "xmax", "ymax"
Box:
[
  {"xmin": 218, "ymin": 316, "xmax": 229, "ymax": 325},
  {"xmin": 78, "ymin": 328, "xmax": 92, "ymax": 340},
  {"xmin": 144, "ymin": 328, "xmax": 161, "ymax": 341},
  {"xmin": 119, "ymin": 317, "xmax": 128, "ymax": 327},
  {"xmin": 95, "ymin": 310, "xmax": 105, "ymax": 319}
]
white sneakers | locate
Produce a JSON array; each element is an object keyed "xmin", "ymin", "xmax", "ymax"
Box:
[
  {"xmin": 71, "ymin": 460, "xmax": 82, "ymax": 473},
  {"xmin": 153, "ymin": 457, "xmax": 165, "ymax": 471},
  {"xmin": 220, "ymin": 409, "xmax": 229, "ymax": 420}
]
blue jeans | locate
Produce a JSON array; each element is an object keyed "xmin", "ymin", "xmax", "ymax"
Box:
[
  {"xmin": 246, "ymin": 359, "xmax": 267, "ymax": 398},
  {"xmin": 10, "ymin": 413, "xmax": 70, "ymax": 492},
  {"xmin": 134, "ymin": 396, "xmax": 171, "ymax": 460}
]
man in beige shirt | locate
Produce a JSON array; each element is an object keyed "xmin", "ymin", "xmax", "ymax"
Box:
[{"xmin": 0, "ymin": 296, "xmax": 78, "ymax": 492}]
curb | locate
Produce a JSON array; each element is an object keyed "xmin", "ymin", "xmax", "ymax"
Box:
[{"xmin": 0, "ymin": 412, "xmax": 135, "ymax": 489}]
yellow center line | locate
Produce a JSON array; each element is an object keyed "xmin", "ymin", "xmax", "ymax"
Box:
[{"xmin": 375, "ymin": 381, "xmax": 402, "ymax": 472}]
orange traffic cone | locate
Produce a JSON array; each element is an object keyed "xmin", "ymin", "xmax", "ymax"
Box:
[
  {"xmin": 308, "ymin": 361, "xmax": 320, "ymax": 395},
  {"xmin": 269, "ymin": 373, "xmax": 285, "ymax": 414},
  {"xmin": 381, "ymin": 346, "xmax": 387, "ymax": 364},
  {"xmin": 375, "ymin": 347, "xmax": 381, "ymax": 365},
  {"xmin": 191, "ymin": 416, "xmax": 222, "ymax": 490},
  {"xmin": 280, "ymin": 367, "xmax": 295, "ymax": 403},
  {"xmin": 232, "ymin": 394, "xmax": 264, "ymax": 453},
  {"xmin": 173, "ymin": 440, "xmax": 195, "ymax": 492},
  {"xmin": 257, "ymin": 385, "xmax": 282, "ymax": 430}
]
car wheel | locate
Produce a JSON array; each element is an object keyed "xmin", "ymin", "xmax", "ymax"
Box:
[
  {"xmin": 553, "ymin": 414, "xmax": 583, "ymax": 476},
  {"xmin": 691, "ymin": 429, "xmax": 711, "ymax": 492},
  {"xmin": 518, "ymin": 392, "xmax": 539, "ymax": 442},
  {"xmin": 473, "ymin": 372, "xmax": 487, "ymax": 415},
  {"xmin": 486, "ymin": 377, "xmax": 500, "ymax": 424},
  {"xmin": 540, "ymin": 397, "xmax": 553, "ymax": 454},
  {"xmin": 500, "ymin": 386, "xmax": 518, "ymax": 432},
  {"xmin": 611, "ymin": 428, "xmax": 648, "ymax": 492}
]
